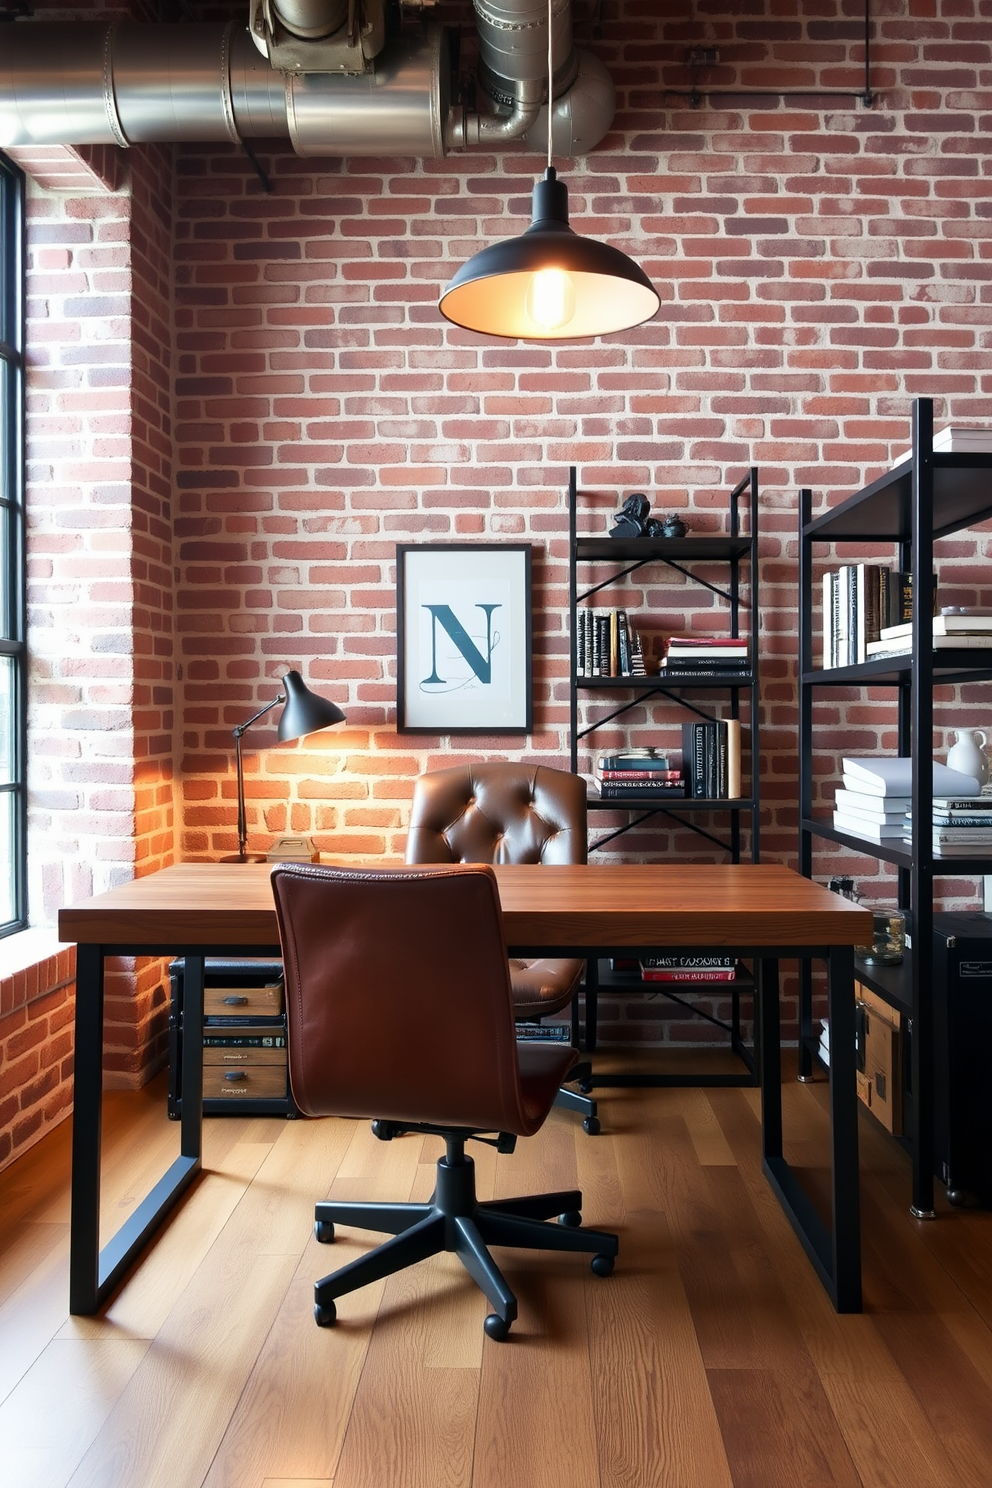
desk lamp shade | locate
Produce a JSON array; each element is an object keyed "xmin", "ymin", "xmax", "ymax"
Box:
[
  {"xmin": 438, "ymin": 169, "xmax": 659, "ymax": 341},
  {"xmin": 277, "ymin": 669, "xmax": 346, "ymax": 742}
]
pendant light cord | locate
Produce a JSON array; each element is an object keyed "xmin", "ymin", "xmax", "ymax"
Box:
[{"xmin": 547, "ymin": 0, "xmax": 553, "ymax": 171}]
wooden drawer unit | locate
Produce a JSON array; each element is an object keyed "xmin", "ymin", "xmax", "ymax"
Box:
[
  {"xmin": 855, "ymin": 981, "xmax": 903, "ymax": 1136},
  {"xmin": 169, "ymin": 958, "xmax": 297, "ymax": 1118}
]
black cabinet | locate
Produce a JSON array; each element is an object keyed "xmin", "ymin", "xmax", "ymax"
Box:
[
  {"xmin": 566, "ymin": 466, "xmax": 761, "ymax": 1083},
  {"xmin": 797, "ymin": 397, "xmax": 992, "ymax": 1216}
]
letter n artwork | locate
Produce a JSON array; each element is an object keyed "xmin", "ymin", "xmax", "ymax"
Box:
[{"xmin": 396, "ymin": 544, "xmax": 533, "ymax": 734}]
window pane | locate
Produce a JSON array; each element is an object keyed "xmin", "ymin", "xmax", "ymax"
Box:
[
  {"xmin": 0, "ymin": 655, "xmax": 11, "ymax": 783},
  {"xmin": 0, "ymin": 790, "xmax": 13, "ymax": 926},
  {"xmin": 0, "ymin": 505, "xmax": 7, "ymax": 639}
]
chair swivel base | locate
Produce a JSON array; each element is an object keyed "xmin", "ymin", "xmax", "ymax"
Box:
[
  {"xmin": 554, "ymin": 1062, "xmax": 600, "ymax": 1134},
  {"xmin": 311, "ymin": 1138, "xmax": 618, "ymax": 1340}
]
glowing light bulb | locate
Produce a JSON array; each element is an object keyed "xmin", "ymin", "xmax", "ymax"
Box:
[{"xmin": 525, "ymin": 267, "xmax": 576, "ymax": 331}]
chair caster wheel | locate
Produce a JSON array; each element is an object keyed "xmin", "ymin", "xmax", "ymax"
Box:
[
  {"xmin": 484, "ymin": 1312, "xmax": 511, "ymax": 1341},
  {"xmin": 559, "ymin": 1210, "xmax": 582, "ymax": 1228},
  {"xmin": 591, "ymin": 1253, "xmax": 615, "ymax": 1277},
  {"xmin": 314, "ymin": 1299, "xmax": 337, "ymax": 1327},
  {"xmin": 314, "ymin": 1219, "xmax": 335, "ymax": 1244},
  {"xmin": 371, "ymin": 1119, "xmax": 395, "ymax": 1141},
  {"xmin": 578, "ymin": 1079, "xmax": 593, "ymax": 1094},
  {"xmin": 583, "ymin": 1115, "xmax": 601, "ymax": 1135}
]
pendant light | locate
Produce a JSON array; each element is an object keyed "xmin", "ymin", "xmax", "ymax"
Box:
[{"xmin": 439, "ymin": 0, "xmax": 659, "ymax": 341}]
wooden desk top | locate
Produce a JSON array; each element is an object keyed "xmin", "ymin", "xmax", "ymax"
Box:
[{"xmin": 58, "ymin": 861, "xmax": 872, "ymax": 950}]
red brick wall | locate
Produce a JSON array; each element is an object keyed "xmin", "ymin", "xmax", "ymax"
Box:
[
  {"xmin": 0, "ymin": 947, "xmax": 76, "ymax": 1169},
  {"xmin": 8, "ymin": 0, "xmax": 992, "ymax": 1162},
  {"xmin": 170, "ymin": 0, "xmax": 992, "ymax": 1043}
]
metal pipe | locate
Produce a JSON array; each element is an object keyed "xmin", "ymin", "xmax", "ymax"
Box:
[{"xmin": 0, "ymin": 4, "xmax": 613, "ymax": 159}]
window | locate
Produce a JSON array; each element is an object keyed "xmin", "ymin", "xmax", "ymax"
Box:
[{"xmin": 0, "ymin": 152, "xmax": 25, "ymax": 936}]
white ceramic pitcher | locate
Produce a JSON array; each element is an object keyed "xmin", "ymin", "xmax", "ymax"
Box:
[{"xmin": 947, "ymin": 728, "xmax": 990, "ymax": 786}]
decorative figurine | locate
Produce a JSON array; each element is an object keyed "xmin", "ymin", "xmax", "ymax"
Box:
[
  {"xmin": 660, "ymin": 514, "xmax": 688, "ymax": 538},
  {"xmin": 610, "ymin": 492, "xmax": 651, "ymax": 538}
]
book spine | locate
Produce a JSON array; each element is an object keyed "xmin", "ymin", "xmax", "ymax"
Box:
[
  {"xmin": 716, "ymin": 718, "xmax": 728, "ymax": 798},
  {"xmin": 701, "ymin": 721, "xmax": 714, "ymax": 799},
  {"xmin": 642, "ymin": 956, "xmax": 735, "ymax": 968},
  {"xmin": 598, "ymin": 616, "xmax": 610, "ymax": 676},
  {"xmin": 831, "ymin": 571, "xmax": 842, "ymax": 667},
  {"xmin": 694, "ymin": 722, "xmax": 707, "ymax": 797},
  {"xmin": 609, "ymin": 609, "xmax": 619, "ymax": 677},
  {"xmin": 822, "ymin": 571, "xmax": 834, "ymax": 670},
  {"xmin": 726, "ymin": 718, "xmax": 742, "ymax": 798},
  {"xmin": 597, "ymin": 773, "xmax": 684, "ymax": 785},
  {"xmin": 617, "ymin": 610, "xmax": 631, "ymax": 675},
  {"xmin": 641, "ymin": 970, "xmax": 738, "ymax": 982}
]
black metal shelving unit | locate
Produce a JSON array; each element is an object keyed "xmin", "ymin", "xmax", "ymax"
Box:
[
  {"xmin": 566, "ymin": 465, "xmax": 761, "ymax": 1085},
  {"xmin": 797, "ymin": 396, "xmax": 992, "ymax": 1218}
]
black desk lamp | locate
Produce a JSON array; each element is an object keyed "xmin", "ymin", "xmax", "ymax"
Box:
[{"xmin": 232, "ymin": 670, "xmax": 345, "ymax": 863}]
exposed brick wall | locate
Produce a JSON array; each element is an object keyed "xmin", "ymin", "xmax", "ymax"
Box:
[
  {"xmin": 169, "ymin": 0, "xmax": 992, "ymax": 1042},
  {"xmin": 0, "ymin": 947, "xmax": 75, "ymax": 1169},
  {"xmin": 9, "ymin": 0, "xmax": 992, "ymax": 1146}
]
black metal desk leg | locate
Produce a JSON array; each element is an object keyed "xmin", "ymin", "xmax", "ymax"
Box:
[
  {"xmin": 584, "ymin": 955, "xmax": 599, "ymax": 1053},
  {"xmin": 758, "ymin": 959, "xmax": 783, "ymax": 1162},
  {"xmin": 827, "ymin": 943, "xmax": 862, "ymax": 1312},
  {"xmin": 69, "ymin": 942, "xmax": 106, "ymax": 1315},
  {"xmin": 180, "ymin": 955, "xmax": 205, "ymax": 1161}
]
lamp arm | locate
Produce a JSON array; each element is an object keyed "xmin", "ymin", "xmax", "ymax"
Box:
[{"xmin": 233, "ymin": 694, "xmax": 284, "ymax": 861}]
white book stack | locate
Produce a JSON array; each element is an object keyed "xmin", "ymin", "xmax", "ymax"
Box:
[
  {"xmin": 893, "ymin": 426, "xmax": 992, "ymax": 462},
  {"xmin": 835, "ymin": 757, "xmax": 983, "ymax": 846},
  {"xmin": 903, "ymin": 793, "xmax": 992, "ymax": 856},
  {"xmin": 867, "ymin": 610, "xmax": 992, "ymax": 661}
]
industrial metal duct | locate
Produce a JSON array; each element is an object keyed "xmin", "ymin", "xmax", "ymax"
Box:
[{"xmin": 0, "ymin": 0, "xmax": 614, "ymax": 161}]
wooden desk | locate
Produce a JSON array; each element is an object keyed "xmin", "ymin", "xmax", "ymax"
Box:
[{"xmin": 59, "ymin": 862, "xmax": 871, "ymax": 1316}]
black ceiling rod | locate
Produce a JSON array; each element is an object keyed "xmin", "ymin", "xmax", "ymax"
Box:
[
  {"xmin": 862, "ymin": 0, "xmax": 874, "ymax": 107},
  {"xmin": 673, "ymin": 0, "xmax": 875, "ymax": 110},
  {"xmin": 241, "ymin": 140, "xmax": 273, "ymax": 194}
]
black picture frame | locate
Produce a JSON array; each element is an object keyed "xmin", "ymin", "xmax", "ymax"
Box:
[{"xmin": 396, "ymin": 543, "xmax": 533, "ymax": 735}]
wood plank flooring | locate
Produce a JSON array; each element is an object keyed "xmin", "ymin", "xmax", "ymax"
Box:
[{"xmin": 2, "ymin": 1055, "xmax": 992, "ymax": 1488}]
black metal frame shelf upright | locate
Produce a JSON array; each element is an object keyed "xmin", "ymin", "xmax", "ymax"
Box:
[
  {"xmin": 566, "ymin": 465, "xmax": 761, "ymax": 1085},
  {"xmin": 797, "ymin": 396, "xmax": 992, "ymax": 1219}
]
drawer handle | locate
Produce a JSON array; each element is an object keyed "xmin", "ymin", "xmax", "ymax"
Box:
[
  {"xmin": 224, "ymin": 1070, "xmax": 248, "ymax": 1083},
  {"xmin": 221, "ymin": 995, "xmax": 249, "ymax": 1005}
]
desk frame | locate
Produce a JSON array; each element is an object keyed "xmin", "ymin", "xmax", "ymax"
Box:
[{"xmin": 70, "ymin": 929, "xmax": 860, "ymax": 1318}]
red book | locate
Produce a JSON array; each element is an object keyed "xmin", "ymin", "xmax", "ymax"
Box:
[{"xmin": 641, "ymin": 969, "xmax": 737, "ymax": 982}]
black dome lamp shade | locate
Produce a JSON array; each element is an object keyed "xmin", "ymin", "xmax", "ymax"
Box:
[
  {"xmin": 277, "ymin": 668, "xmax": 346, "ymax": 742},
  {"xmin": 438, "ymin": 166, "xmax": 660, "ymax": 340}
]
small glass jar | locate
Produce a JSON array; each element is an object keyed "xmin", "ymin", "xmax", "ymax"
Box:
[{"xmin": 859, "ymin": 908, "xmax": 907, "ymax": 966}]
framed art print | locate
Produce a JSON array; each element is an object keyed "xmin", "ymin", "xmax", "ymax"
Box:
[{"xmin": 396, "ymin": 543, "xmax": 533, "ymax": 734}]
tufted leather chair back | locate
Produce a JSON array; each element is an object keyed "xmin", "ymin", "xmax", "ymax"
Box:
[
  {"xmin": 271, "ymin": 861, "xmax": 568, "ymax": 1137},
  {"xmin": 405, "ymin": 762, "xmax": 587, "ymax": 868}
]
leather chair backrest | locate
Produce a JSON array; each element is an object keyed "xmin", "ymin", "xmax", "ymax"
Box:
[
  {"xmin": 271, "ymin": 862, "xmax": 540, "ymax": 1135},
  {"xmin": 405, "ymin": 763, "xmax": 587, "ymax": 867}
]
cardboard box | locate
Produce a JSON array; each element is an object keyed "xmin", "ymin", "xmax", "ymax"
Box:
[{"xmin": 855, "ymin": 981, "xmax": 903, "ymax": 1135}]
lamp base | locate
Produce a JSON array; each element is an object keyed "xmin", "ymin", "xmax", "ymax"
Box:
[{"xmin": 219, "ymin": 853, "xmax": 269, "ymax": 864}]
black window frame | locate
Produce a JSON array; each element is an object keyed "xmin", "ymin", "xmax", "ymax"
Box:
[{"xmin": 0, "ymin": 150, "xmax": 26, "ymax": 938}]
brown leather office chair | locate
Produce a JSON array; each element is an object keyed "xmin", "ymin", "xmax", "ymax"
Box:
[
  {"xmin": 405, "ymin": 761, "xmax": 601, "ymax": 1133},
  {"xmin": 271, "ymin": 861, "xmax": 617, "ymax": 1341}
]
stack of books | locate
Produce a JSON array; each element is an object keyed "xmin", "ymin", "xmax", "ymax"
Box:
[
  {"xmin": 866, "ymin": 610, "xmax": 992, "ymax": 661},
  {"xmin": 905, "ymin": 795, "xmax": 992, "ymax": 857},
  {"xmin": 834, "ymin": 756, "xmax": 984, "ymax": 843},
  {"xmin": 640, "ymin": 955, "xmax": 737, "ymax": 983},
  {"xmin": 893, "ymin": 425, "xmax": 992, "ymax": 461},
  {"xmin": 658, "ymin": 634, "xmax": 749, "ymax": 679},
  {"xmin": 595, "ymin": 750, "xmax": 685, "ymax": 799},
  {"xmin": 576, "ymin": 609, "xmax": 646, "ymax": 678},
  {"xmin": 681, "ymin": 719, "xmax": 742, "ymax": 799},
  {"xmin": 821, "ymin": 564, "xmax": 913, "ymax": 669}
]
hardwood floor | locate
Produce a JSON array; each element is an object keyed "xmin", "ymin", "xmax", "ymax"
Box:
[{"xmin": 2, "ymin": 1055, "xmax": 992, "ymax": 1488}]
